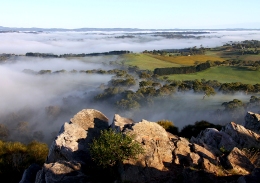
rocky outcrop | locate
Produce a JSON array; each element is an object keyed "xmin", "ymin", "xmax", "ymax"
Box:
[
  {"xmin": 20, "ymin": 110, "xmax": 260, "ymax": 183},
  {"xmin": 223, "ymin": 122, "xmax": 260, "ymax": 149},
  {"xmin": 244, "ymin": 111, "xmax": 260, "ymax": 134},
  {"xmin": 190, "ymin": 128, "xmax": 234, "ymax": 152},
  {"xmin": 37, "ymin": 109, "xmax": 109, "ymax": 183},
  {"xmin": 191, "ymin": 122, "xmax": 260, "ymax": 152}
]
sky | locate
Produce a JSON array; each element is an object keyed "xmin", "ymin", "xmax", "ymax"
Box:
[{"xmin": 1, "ymin": 0, "xmax": 260, "ymax": 29}]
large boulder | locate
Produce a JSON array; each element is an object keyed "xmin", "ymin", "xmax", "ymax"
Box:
[
  {"xmin": 244, "ymin": 111, "xmax": 260, "ymax": 134},
  {"xmin": 227, "ymin": 147, "xmax": 255, "ymax": 175},
  {"xmin": 70, "ymin": 109, "xmax": 109, "ymax": 131},
  {"xmin": 47, "ymin": 109, "xmax": 109, "ymax": 164},
  {"xmin": 173, "ymin": 137, "xmax": 200, "ymax": 167},
  {"xmin": 46, "ymin": 122, "xmax": 87, "ymax": 163},
  {"xmin": 119, "ymin": 119, "xmax": 174, "ymax": 182},
  {"xmin": 190, "ymin": 128, "xmax": 235, "ymax": 153}
]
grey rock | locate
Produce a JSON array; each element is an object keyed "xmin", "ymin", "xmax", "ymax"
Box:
[
  {"xmin": 47, "ymin": 109, "xmax": 110, "ymax": 164},
  {"xmin": 19, "ymin": 164, "xmax": 41, "ymax": 183},
  {"xmin": 110, "ymin": 114, "xmax": 135, "ymax": 132},
  {"xmin": 120, "ymin": 119, "xmax": 174, "ymax": 183},
  {"xmin": 244, "ymin": 111, "xmax": 260, "ymax": 134},
  {"xmin": 223, "ymin": 122, "xmax": 260, "ymax": 149},
  {"xmin": 35, "ymin": 161, "xmax": 88, "ymax": 183},
  {"xmin": 70, "ymin": 109, "xmax": 109, "ymax": 130},
  {"xmin": 47, "ymin": 122, "xmax": 88, "ymax": 163}
]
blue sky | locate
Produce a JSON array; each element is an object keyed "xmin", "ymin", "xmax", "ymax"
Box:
[{"xmin": 1, "ymin": 0, "xmax": 260, "ymax": 29}]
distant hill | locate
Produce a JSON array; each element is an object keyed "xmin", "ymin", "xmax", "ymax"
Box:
[{"xmin": 0, "ymin": 26, "xmax": 260, "ymax": 32}]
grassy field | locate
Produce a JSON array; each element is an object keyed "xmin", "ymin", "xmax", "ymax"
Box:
[
  {"xmin": 166, "ymin": 66, "xmax": 260, "ymax": 84},
  {"xmin": 122, "ymin": 54, "xmax": 182, "ymax": 70},
  {"xmin": 145, "ymin": 53, "xmax": 225, "ymax": 66}
]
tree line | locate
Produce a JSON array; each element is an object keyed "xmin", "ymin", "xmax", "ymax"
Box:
[
  {"xmin": 154, "ymin": 62, "xmax": 211, "ymax": 75},
  {"xmin": 25, "ymin": 50, "xmax": 130, "ymax": 58}
]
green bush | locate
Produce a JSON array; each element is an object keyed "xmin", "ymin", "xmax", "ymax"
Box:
[
  {"xmin": 90, "ymin": 129, "xmax": 144, "ymax": 168},
  {"xmin": 0, "ymin": 140, "xmax": 48, "ymax": 183},
  {"xmin": 156, "ymin": 120, "xmax": 179, "ymax": 135}
]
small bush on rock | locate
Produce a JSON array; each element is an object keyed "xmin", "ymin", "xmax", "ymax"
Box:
[{"xmin": 90, "ymin": 129, "xmax": 144, "ymax": 168}]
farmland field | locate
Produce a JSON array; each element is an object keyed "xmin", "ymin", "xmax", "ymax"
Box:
[
  {"xmin": 144, "ymin": 53, "xmax": 225, "ymax": 66},
  {"xmin": 122, "ymin": 54, "xmax": 182, "ymax": 70},
  {"xmin": 165, "ymin": 66, "xmax": 260, "ymax": 84}
]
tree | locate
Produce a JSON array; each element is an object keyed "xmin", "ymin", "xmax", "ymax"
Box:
[
  {"xmin": 202, "ymin": 85, "xmax": 216, "ymax": 99},
  {"xmin": 90, "ymin": 129, "xmax": 144, "ymax": 168},
  {"xmin": 157, "ymin": 120, "xmax": 178, "ymax": 135}
]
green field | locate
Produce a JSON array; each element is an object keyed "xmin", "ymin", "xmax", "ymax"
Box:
[
  {"xmin": 166, "ymin": 66, "xmax": 260, "ymax": 84},
  {"xmin": 122, "ymin": 54, "xmax": 182, "ymax": 70}
]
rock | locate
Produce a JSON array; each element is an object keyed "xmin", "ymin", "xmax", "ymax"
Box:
[
  {"xmin": 244, "ymin": 111, "xmax": 260, "ymax": 134},
  {"xmin": 19, "ymin": 164, "xmax": 41, "ymax": 183},
  {"xmin": 191, "ymin": 122, "xmax": 260, "ymax": 152},
  {"xmin": 223, "ymin": 122, "xmax": 260, "ymax": 149},
  {"xmin": 237, "ymin": 168, "xmax": 260, "ymax": 183},
  {"xmin": 70, "ymin": 109, "xmax": 109, "ymax": 130},
  {"xmin": 47, "ymin": 122, "xmax": 88, "ymax": 163},
  {"xmin": 47, "ymin": 109, "xmax": 109, "ymax": 164},
  {"xmin": 119, "ymin": 119, "xmax": 174, "ymax": 182},
  {"xmin": 110, "ymin": 114, "xmax": 135, "ymax": 132},
  {"xmin": 191, "ymin": 128, "xmax": 236, "ymax": 152},
  {"xmin": 227, "ymin": 147, "xmax": 255, "ymax": 175},
  {"xmin": 190, "ymin": 143, "xmax": 218, "ymax": 165},
  {"xmin": 173, "ymin": 137, "xmax": 200, "ymax": 166},
  {"xmin": 35, "ymin": 161, "xmax": 88, "ymax": 183},
  {"xmin": 242, "ymin": 148, "xmax": 260, "ymax": 168},
  {"xmin": 201, "ymin": 158, "xmax": 223, "ymax": 176},
  {"xmin": 20, "ymin": 109, "xmax": 260, "ymax": 183}
]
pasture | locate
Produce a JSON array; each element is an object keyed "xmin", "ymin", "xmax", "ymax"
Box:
[{"xmin": 166, "ymin": 66, "xmax": 260, "ymax": 84}]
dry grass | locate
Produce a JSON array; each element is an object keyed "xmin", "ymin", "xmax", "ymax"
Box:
[
  {"xmin": 122, "ymin": 54, "xmax": 181, "ymax": 70},
  {"xmin": 144, "ymin": 53, "xmax": 225, "ymax": 66}
]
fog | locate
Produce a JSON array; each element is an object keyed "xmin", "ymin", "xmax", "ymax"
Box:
[
  {"xmin": 1, "ymin": 31, "xmax": 260, "ymax": 54},
  {"xmin": 0, "ymin": 56, "xmax": 117, "ymax": 144},
  {"xmin": 1, "ymin": 30, "xmax": 260, "ymax": 144}
]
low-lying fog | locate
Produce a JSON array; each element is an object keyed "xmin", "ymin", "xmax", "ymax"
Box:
[
  {"xmin": 1, "ymin": 30, "xmax": 260, "ymax": 54},
  {"xmin": 1, "ymin": 30, "xmax": 260, "ymax": 145}
]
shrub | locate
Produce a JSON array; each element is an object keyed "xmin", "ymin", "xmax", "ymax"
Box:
[
  {"xmin": 90, "ymin": 129, "xmax": 144, "ymax": 168},
  {"xmin": 156, "ymin": 120, "xmax": 179, "ymax": 135},
  {"xmin": 180, "ymin": 120, "xmax": 223, "ymax": 139},
  {"xmin": 0, "ymin": 140, "xmax": 48, "ymax": 183}
]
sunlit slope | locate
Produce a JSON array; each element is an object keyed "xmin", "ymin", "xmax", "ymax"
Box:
[
  {"xmin": 166, "ymin": 66, "xmax": 260, "ymax": 84},
  {"xmin": 145, "ymin": 53, "xmax": 225, "ymax": 66},
  {"xmin": 122, "ymin": 54, "xmax": 182, "ymax": 70}
]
